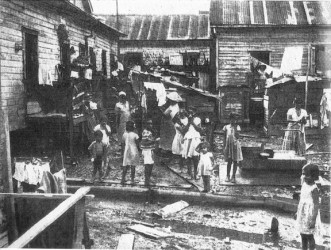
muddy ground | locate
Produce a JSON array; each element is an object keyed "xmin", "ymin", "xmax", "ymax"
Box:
[{"xmin": 85, "ymin": 198, "xmax": 329, "ymax": 250}]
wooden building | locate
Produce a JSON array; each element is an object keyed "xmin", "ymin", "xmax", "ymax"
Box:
[
  {"xmin": 0, "ymin": 0, "xmax": 123, "ymax": 156},
  {"xmin": 209, "ymin": 0, "xmax": 331, "ymax": 124},
  {"xmin": 103, "ymin": 13, "xmax": 216, "ymax": 92}
]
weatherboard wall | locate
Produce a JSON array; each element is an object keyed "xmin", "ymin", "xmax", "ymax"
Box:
[
  {"xmin": 215, "ymin": 26, "xmax": 331, "ymax": 88},
  {"xmin": 0, "ymin": 0, "xmax": 118, "ymax": 131}
]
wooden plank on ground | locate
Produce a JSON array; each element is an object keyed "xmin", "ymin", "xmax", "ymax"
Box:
[
  {"xmin": 131, "ymin": 220, "xmax": 160, "ymax": 228},
  {"xmin": 154, "ymin": 200, "xmax": 189, "ymax": 218},
  {"xmin": 127, "ymin": 224, "xmax": 171, "ymax": 239},
  {"xmin": 116, "ymin": 234, "xmax": 135, "ymax": 250}
]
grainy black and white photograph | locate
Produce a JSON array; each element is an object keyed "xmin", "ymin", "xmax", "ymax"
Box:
[{"xmin": 0, "ymin": 0, "xmax": 330, "ymax": 249}]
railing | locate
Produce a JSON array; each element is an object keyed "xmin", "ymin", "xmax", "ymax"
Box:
[{"xmin": 1, "ymin": 187, "xmax": 93, "ymax": 249}]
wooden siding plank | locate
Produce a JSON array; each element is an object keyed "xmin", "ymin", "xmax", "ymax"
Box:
[
  {"xmin": 262, "ymin": 0, "xmax": 268, "ymax": 24},
  {"xmin": 303, "ymin": 2, "xmax": 312, "ymax": 25},
  {"xmin": 249, "ymin": 1, "xmax": 255, "ymax": 25}
]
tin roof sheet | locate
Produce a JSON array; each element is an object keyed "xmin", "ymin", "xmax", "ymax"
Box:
[
  {"xmin": 104, "ymin": 14, "xmax": 210, "ymax": 40},
  {"xmin": 210, "ymin": 0, "xmax": 331, "ymax": 26}
]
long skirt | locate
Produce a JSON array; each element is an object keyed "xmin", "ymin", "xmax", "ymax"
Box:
[
  {"xmin": 283, "ymin": 124, "xmax": 306, "ymax": 155},
  {"xmin": 224, "ymin": 136, "xmax": 243, "ymax": 162},
  {"xmin": 159, "ymin": 117, "xmax": 176, "ymax": 151}
]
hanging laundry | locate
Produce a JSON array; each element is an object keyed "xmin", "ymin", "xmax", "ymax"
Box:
[
  {"xmin": 141, "ymin": 92, "xmax": 147, "ymax": 112},
  {"xmin": 53, "ymin": 169, "xmax": 67, "ymax": 193},
  {"xmin": 38, "ymin": 65, "xmax": 54, "ymax": 86},
  {"xmin": 144, "ymin": 82, "xmax": 167, "ymax": 106},
  {"xmin": 37, "ymin": 171, "xmax": 59, "ymax": 193},
  {"xmin": 320, "ymin": 91, "xmax": 331, "ymax": 129}
]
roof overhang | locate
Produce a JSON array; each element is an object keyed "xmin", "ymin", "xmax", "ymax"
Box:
[{"xmin": 24, "ymin": 0, "xmax": 126, "ymax": 37}]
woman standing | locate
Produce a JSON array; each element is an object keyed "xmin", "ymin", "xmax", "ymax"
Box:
[
  {"xmin": 283, "ymin": 98, "xmax": 308, "ymax": 155},
  {"xmin": 159, "ymin": 92, "xmax": 182, "ymax": 153},
  {"xmin": 115, "ymin": 91, "xmax": 132, "ymax": 143}
]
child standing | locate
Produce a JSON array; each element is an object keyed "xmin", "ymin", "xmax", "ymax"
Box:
[
  {"xmin": 93, "ymin": 116, "xmax": 111, "ymax": 179},
  {"xmin": 182, "ymin": 108, "xmax": 203, "ymax": 180},
  {"xmin": 223, "ymin": 113, "xmax": 243, "ymax": 183},
  {"xmin": 297, "ymin": 163, "xmax": 320, "ymax": 250},
  {"xmin": 88, "ymin": 130, "xmax": 107, "ymax": 183},
  {"xmin": 121, "ymin": 121, "xmax": 139, "ymax": 185},
  {"xmin": 140, "ymin": 119, "xmax": 156, "ymax": 186},
  {"xmin": 196, "ymin": 142, "xmax": 214, "ymax": 193}
]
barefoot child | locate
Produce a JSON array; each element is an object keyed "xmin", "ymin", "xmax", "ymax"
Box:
[
  {"xmin": 140, "ymin": 119, "xmax": 156, "ymax": 186},
  {"xmin": 196, "ymin": 142, "xmax": 214, "ymax": 192},
  {"xmin": 93, "ymin": 116, "xmax": 111, "ymax": 179},
  {"xmin": 297, "ymin": 163, "xmax": 320, "ymax": 250},
  {"xmin": 88, "ymin": 130, "xmax": 107, "ymax": 183},
  {"xmin": 223, "ymin": 113, "xmax": 243, "ymax": 183},
  {"xmin": 121, "ymin": 121, "xmax": 139, "ymax": 185}
]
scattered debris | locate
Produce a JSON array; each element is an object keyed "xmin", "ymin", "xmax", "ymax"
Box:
[
  {"xmin": 153, "ymin": 200, "xmax": 189, "ymax": 218},
  {"xmin": 127, "ymin": 224, "xmax": 171, "ymax": 239},
  {"xmin": 224, "ymin": 237, "xmax": 231, "ymax": 244},
  {"xmin": 203, "ymin": 214, "xmax": 212, "ymax": 218},
  {"xmin": 131, "ymin": 220, "xmax": 160, "ymax": 228},
  {"xmin": 270, "ymin": 217, "xmax": 279, "ymax": 233},
  {"xmin": 116, "ymin": 234, "xmax": 135, "ymax": 250}
]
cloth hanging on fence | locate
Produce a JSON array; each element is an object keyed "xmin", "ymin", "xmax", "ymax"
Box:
[
  {"xmin": 144, "ymin": 82, "xmax": 167, "ymax": 106},
  {"xmin": 13, "ymin": 160, "xmax": 51, "ymax": 185}
]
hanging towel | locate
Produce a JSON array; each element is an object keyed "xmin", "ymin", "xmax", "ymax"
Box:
[
  {"xmin": 53, "ymin": 169, "xmax": 67, "ymax": 194},
  {"xmin": 37, "ymin": 171, "xmax": 59, "ymax": 193},
  {"xmin": 141, "ymin": 92, "xmax": 147, "ymax": 112},
  {"xmin": 144, "ymin": 82, "xmax": 167, "ymax": 106},
  {"xmin": 13, "ymin": 162, "xmax": 26, "ymax": 183},
  {"xmin": 38, "ymin": 65, "xmax": 54, "ymax": 86}
]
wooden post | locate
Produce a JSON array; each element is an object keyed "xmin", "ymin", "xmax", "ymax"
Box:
[
  {"xmin": 8, "ymin": 187, "xmax": 91, "ymax": 249},
  {"xmin": 305, "ymin": 44, "xmax": 311, "ymax": 111},
  {"xmin": 72, "ymin": 198, "xmax": 85, "ymax": 248},
  {"xmin": 69, "ymin": 84, "xmax": 74, "ymax": 159},
  {"xmin": 2, "ymin": 109, "xmax": 18, "ymax": 242}
]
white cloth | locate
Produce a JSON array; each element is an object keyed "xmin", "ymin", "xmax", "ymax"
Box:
[
  {"xmin": 94, "ymin": 124, "xmax": 111, "ymax": 145},
  {"xmin": 13, "ymin": 161, "xmax": 50, "ymax": 185},
  {"xmin": 142, "ymin": 149, "xmax": 154, "ymax": 165},
  {"xmin": 287, "ymin": 108, "xmax": 308, "ymax": 133},
  {"xmin": 164, "ymin": 104, "xmax": 179, "ymax": 119},
  {"xmin": 297, "ymin": 179, "xmax": 319, "ymax": 234},
  {"xmin": 122, "ymin": 132, "xmax": 140, "ymax": 166},
  {"xmin": 38, "ymin": 65, "xmax": 53, "ymax": 86},
  {"xmin": 172, "ymin": 123, "xmax": 184, "ymax": 155},
  {"xmin": 197, "ymin": 152, "xmax": 213, "ymax": 176},
  {"xmin": 144, "ymin": 82, "xmax": 167, "ymax": 106},
  {"xmin": 182, "ymin": 120, "xmax": 201, "ymax": 159}
]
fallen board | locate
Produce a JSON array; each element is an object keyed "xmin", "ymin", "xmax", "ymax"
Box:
[
  {"xmin": 116, "ymin": 234, "xmax": 134, "ymax": 250},
  {"xmin": 127, "ymin": 224, "xmax": 171, "ymax": 239},
  {"xmin": 154, "ymin": 200, "xmax": 189, "ymax": 218}
]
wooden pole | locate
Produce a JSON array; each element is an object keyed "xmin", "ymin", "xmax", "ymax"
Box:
[
  {"xmin": 8, "ymin": 187, "xmax": 91, "ymax": 249},
  {"xmin": 2, "ymin": 109, "xmax": 18, "ymax": 241},
  {"xmin": 305, "ymin": 44, "xmax": 311, "ymax": 110}
]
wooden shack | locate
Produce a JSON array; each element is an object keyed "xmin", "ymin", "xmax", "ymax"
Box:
[
  {"xmin": 102, "ymin": 13, "xmax": 216, "ymax": 92},
  {"xmin": 209, "ymin": 0, "xmax": 331, "ymax": 124},
  {"xmin": 264, "ymin": 77, "xmax": 331, "ymax": 136},
  {"xmin": 0, "ymin": 0, "xmax": 124, "ymax": 156}
]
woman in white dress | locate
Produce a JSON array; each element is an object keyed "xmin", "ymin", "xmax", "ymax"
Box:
[{"xmin": 115, "ymin": 91, "xmax": 132, "ymax": 143}]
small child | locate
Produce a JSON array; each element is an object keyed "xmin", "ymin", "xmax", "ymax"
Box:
[
  {"xmin": 196, "ymin": 142, "xmax": 214, "ymax": 193},
  {"xmin": 223, "ymin": 113, "xmax": 243, "ymax": 183},
  {"xmin": 297, "ymin": 163, "xmax": 320, "ymax": 250},
  {"xmin": 88, "ymin": 130, "xmax": 107, "ymax": 183},
  {"xmin": 121, "ymin": 121, "xmax": 139, "ymax": 185},
  {"xmin": 93, "ymin": 116, "xmax": 111, "ymax": 179},
  {"xmin": 140, "ymin": 119, "xmax": 156, "ymax": 186}
]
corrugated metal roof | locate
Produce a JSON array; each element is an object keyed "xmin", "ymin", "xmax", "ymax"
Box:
[
  {"xmin": 103, "ymin": 14, "xmax": 210, "ymax": 40},
  {"xmin": 210, "ymin": 0, "xmax": 331, "ymax": 26}
]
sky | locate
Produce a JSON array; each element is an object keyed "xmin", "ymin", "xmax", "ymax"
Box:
[{"xmin": 91, "ymin": 0, "xmax": 211, "ymax": 15}]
